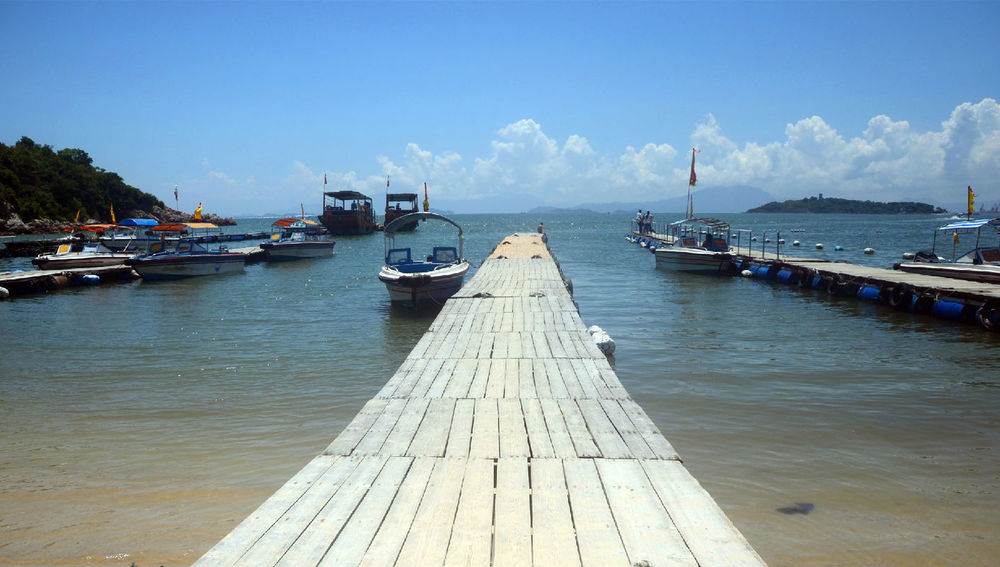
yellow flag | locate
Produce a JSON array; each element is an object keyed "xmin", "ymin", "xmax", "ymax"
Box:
[
  {"xmin": 968, "ymin": 186, "xmax": 975, "ymax": 215},
  {"xmin": 110, "ymin": 203, "xmax": 116, "ymax": 223},
  {"xmin": 422, "ymin": 182, "xmax": 429, "ymax": 212},
  {"xmin": 194, "ymin": 202, "xmax": 203, "ymax": 221},
  {"xmin": 74, "ymin": 207, "xmax": 81, "ymax": 223}
]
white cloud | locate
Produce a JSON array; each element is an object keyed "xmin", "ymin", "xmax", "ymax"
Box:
[{"xmin": 187, "ymin": 98, "xmax": 1000, "ymax": 214}]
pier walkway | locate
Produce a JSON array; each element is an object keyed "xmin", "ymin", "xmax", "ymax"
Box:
[{"xmin": 194, "ymin": 233, "xmax": 766, "ymax": 567}]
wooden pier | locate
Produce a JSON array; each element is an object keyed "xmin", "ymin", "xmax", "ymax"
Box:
[{"xmin": 194, "ymin": 233, "xmax": 766, "ymax": 567}]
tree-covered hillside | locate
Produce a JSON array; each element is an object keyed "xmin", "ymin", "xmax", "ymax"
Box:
[
  {"xmin": 0, "ymin": 136, "xmax": 163, "ymax": 222},
  {"xmin": 747, "ymin": 195, "xmax": 945, "ymax": 214}
]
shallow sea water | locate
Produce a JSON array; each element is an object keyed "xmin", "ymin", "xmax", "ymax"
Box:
[{"xmin": 1, "ymin": 213, "xmax": 997, "ymax": 566}]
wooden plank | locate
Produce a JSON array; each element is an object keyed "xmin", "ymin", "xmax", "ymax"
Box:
[
  {"xmin": 518, "ymin": 357, "xmax": 536, "ymax": 398},
  {"xmin": 521, "ymin": 398, "xmax": 553, "ymax": 458},
  {"xmin": 577, "ymin": 398, "xmax": 631, "ymax": 458},
  {"xmin": 379, "ymin": 398, "xmax": 430, "ymax": 456},
  {"xmin": 409, "ymin": 358, "xmax": 445, "ymax": 398},
  {"xmin": 425, "ymin": 358, "xmax": 458, "ymax": 398},
  {"xmin": 577, "ymin": 358, "xmax": 612, "ymax": 398},
  {"xmin": 556, "ymin": 359, "xmax": 585, "ymax": 399},
  {"xmin": 539, "ymin": 398, "xmax": 575, "ymax": 458},
  {"xmin": 406, "ymin": 398, "xmax": 457, "ymax": 457},
  {"xmin": 595, "ymin": 458, "xmax": 696, "ymax": 567},
  {"xmin": 598, "ymin": 398, "xmax": 655, "ymax": 459},
  {"xmin": 395, "ymin": 458, "xmax": 467, "ymax": 565},
  {"xmin": 316, "ymin": 456, "xmax": 415, "ymax": 567},
  {"xmin": 570, "ymin": 358, "xmax": 600, "ymax": 399},
  {"xmin": 558, "ymin": 399, "xmax": 601, "ymax": 458},
  {"xmin": 531, "ymin": 358, "xmax": 552, "ymax": 398},
  {"xmin": 618, "ymin": 399, "xmax": 679, "ymax": 460},
  {"xmin": 530, "ymin": 459, "xmax": 581, "ymax": 567},
  {"xmin": 324, "ymin": 399, "xmax": 389, "ymax": 456},
  {"xmin": 445, "ymin": 398, "xmax": 475, "ymax": 458},
  {"xmin": 272, "ymin": 456, "xmax": 389, "ymax": 567},
  {"xmin": 469, "ymin": 398, "xmax": 499, "ymax": 459},
  {"xmin": 193, "ymin": 456, "xmax": 340, "ymax": 565},
  {"xmin": 640, "ymin": 459, "xmax": 768, "ymax": 567},
  {"xmin": 503, "ymin": 358, "xmax": 520, "ymax": 398},
  {"xmin": 442, "ymin": 358, "xmax": 478, "ymax": 398},
  {"xmin": 484, "ymin": 358, "xmax": 507, "ymax": 398},
  {"xmin": 353, "ymin": 398, "xmax": 408, "ymax": 456},
  {"xmin": 443, "ymin": 458, "xmax": 495, "ymax": 566},
  {"xmin": 498, "ymin": 398, "xmax": 529, "ymax": 458},
  {"xmin": 358, "ymin": 457, "xmax": 436, "ymax": 567},
  {"xmin": 562, "ymin": 459, "xmax": 630, "ymax": 567},
  {"xmin": 493, "ymin": 457, "xmax": 531, "ymax": 567}
]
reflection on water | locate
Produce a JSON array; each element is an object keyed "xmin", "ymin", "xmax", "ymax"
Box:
[{"xmin": 1, "ymin": 213, "xmax": 997, "ymax": 566}]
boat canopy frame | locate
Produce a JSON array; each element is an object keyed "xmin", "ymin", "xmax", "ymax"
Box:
[
  {"xmin": 930, "ymin": 218, "xmax": 1000, "ymax": 261},
  {"xmin": 383, "ymin": 212, "xmax": 464, "ymax": 263}
]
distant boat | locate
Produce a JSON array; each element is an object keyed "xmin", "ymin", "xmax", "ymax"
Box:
[
  {"xmin": 32, "ymin": 242, "xmax": 133, "ymax": 270},
  {"xmin": 126, "ymin": 223, "xmax": 247, "ymax": 279},
  {"xmin": 384, "ymin": 192, "xmax": 419, "ymax": 232},
  {"xmin": 99, "ymin": 218, "xmax": 163, "ymax": 252},
  {"xmin": 319, "ymin": 190, "xmax": 378, "ymax": 235},
  {"xmin": 895, "ymin": 218, "xmax": 1000, "ymax": 284},
  {"xmin": 654, "ymin": 217, "xmax": 734, "ymax": 275},
  {"xmin": 260, "ymin": 218, "xmax": 335, "ymax": 261},
  {"xmin": 377, "ymin": 212, "xmax": 470, "ymax": 304}
]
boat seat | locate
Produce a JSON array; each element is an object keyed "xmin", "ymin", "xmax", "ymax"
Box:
[
  {"xmin": 681, "ymin": 237, "xmax": 697, "ymax": 247},
  {"xmin": 980, "ymin": 248, "xmax": 1000, "ymax": 263},
  {"xmin": 386, "ymin": 248, "xmax": 412, "ymax": 265},
  {"xmin": 433, "ymin": 246, "xmax": 458, "ymax": 263}
]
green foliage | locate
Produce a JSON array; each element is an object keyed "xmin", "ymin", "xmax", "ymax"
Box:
[
  {"xmin": 747, "ymin": 196, "xmax": 946, "ymax": 214},
  {"xmin": 0, "ymin": 136, "xmax": 164, "ymax": 222}
]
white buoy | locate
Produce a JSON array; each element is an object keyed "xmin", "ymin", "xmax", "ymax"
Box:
[
  {"xmin": 0, "ymin": 286, "xmax": 9, "ymax": 300},
  {"xmin": 863, "ymin": 247, "xmax": 874, "ymax": 255},
  {"xmin": 902, "ymin": 252, "xmax": 915, "ymax": 260},
  {"xmin": 587, "ymin": 325, "xmax": 616, "ymax": 356},
  {"xmin": 793, "ymin": 240, "xmax": 801, "ymax": 246},
  {"xmin": 741, "ymin": 269, "xmax": 753, "ymax": 278},
  {"xmin": 835, "ymin": 245, "xmax": 844, "ymax": 251},
  {"xmin": 816, "ymin": 243, "xmax": 824, "ymax": 249},
  {"xmin": 764, "ymin": 238, "xmax": 771, "ymax": 243}
]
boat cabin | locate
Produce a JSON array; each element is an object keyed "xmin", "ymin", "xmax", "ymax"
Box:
[
  {"xmin": 385, "ymin": 193, "xmax": 420, "ymax": 232},
  {"xmin": 319, "ymin": 191, "xmax": 377, "ymax": 235},
  {"xmin": 669, "ymin": 217, "xmax": 731, "ymax": 251}
]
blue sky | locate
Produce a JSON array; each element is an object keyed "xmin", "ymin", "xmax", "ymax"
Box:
[{"xmin": 1, "ymin": 1, "xmax": 998, "ymax": 215}]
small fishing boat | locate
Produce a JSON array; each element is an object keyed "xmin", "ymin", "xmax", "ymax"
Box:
[
  {"xmin": 126, "ymin": 224, "xmax": 247, "ymax": 279},
  {"xmin": 319, "ymin": 190, "xmax": 378, "ymax": 235},
  {"xmin": 894, "ymin": 218, "xmax": 1000, "ymax": 284},
  {"xmin": 32, "ymin": 242, "xmax": 133, "ymax": 270},
  {"xmin": 653, "ymin": 217, "xmax": 733, "ymax": 275},
  {"xmin": 385, "ymin": 192, "xmax": 419, "ymax": 232},
  {"xmin": 260, "ymin": 218, "xmax": 335, "ymax": 260},
  {"xmin": 377, "ymin": 212, "xmax": 470, "ymax": 304}
]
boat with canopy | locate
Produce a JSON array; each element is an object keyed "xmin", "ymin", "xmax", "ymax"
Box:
[{"xmin": 377, "ymin": 212, "xmax": 470, "ymax": 304}]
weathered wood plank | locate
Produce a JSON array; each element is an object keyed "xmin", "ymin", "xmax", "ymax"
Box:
[
  {"xmin": 530, "ymin": 459, "xmax": 581, "ymax": 567},
  {"xmin": 563, "ymin": 459, "xmax": 630, "ymax": 567},
  {"xmin": 443, "ymin": 458, "xmax": 495, "ymax": 566},
  {"xmin": 493, "ymin": 457, "xmax": 531, "ymax": 567},
  {"xmin": 395, "ymin": 458, "xmax": 467, "ymax": 565},
  {"xmin": 358, "ymin": 458, "xmax": 436, "ymax": 567},
  {"xmin": 469, "ymin": 398, "xmax": 499, "ymax": 459}
]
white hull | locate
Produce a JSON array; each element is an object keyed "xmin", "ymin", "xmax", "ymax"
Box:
[
  {"xmin": 261, "ymin": 241, "xmax": 335, "ymax": 260},
  {"xmin": 896, "ymin": 262, "xmax": 1000, "ymax": 284},
  {"xmin": 32, "ymin": 254, "xmax": 132, "ymax": 270},
  {"xmin": 654, "ymin": 248, "xmax": 731, "ymax": 274},
  {"xmin": 379, "ymin": 261, "xmax": 470, "ymax": 303},
  {"xmin": 129, "ymin": 254, "xmax": 246, "ymax": 279}
]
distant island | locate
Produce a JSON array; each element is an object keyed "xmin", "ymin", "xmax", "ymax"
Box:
[{"xmin": 747, "ymin": 195, "xmax": 946, "ymax": 214}]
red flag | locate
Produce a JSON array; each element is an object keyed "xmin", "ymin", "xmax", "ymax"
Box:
[
  {"xmin": 324, "ymin": 173, "xmax": 327, "ymax": 185},
  {"xmin": 386, "ymin": 175, "xmax": 390, "ymax": 188},
  {"xmin": 689, "ymin": 148, "xmax": 700, "ymax": 187}
]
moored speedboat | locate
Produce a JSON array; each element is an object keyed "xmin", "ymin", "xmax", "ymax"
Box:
[
  {"xmin": 654, "ymin": 217, "xmax": 733, "ymax": 275},
  {"xmin": 377, "ymin": 212, "xmax": 470, "ymax": 304},
  {"xmin": 260, "ymin": 218, "xmax": 335, "ymax": 260},
  {"xmin": 32, "ymin": 242, "xmax": 133, "ymax": 270},
  {"xmin": 127, "ymin": 241, "xmax": 247, "ymax": 279},
  {"xmin": 894, "ymin": 218, "xmax": 1000, "ymax": 284},
  {"xmin": 99, "ymin": 218, "xmax": 163, "ymax": 252}
]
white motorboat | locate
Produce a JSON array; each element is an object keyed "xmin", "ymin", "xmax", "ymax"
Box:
[
  {"xmin": 99, "ymin": 218, "xmax": 164, "ymax": 252},
  {"xmin": 654, "ymin": 217, "xmax": 734, "ymax": 275},
  {"xmin": 126, "ymin": 224, "xmax": 247, "ymax": 279},
  {"xmin": 260, "ymin": 218, "xmax": 335, "ymax": 260},
  {"xmin": 32, "ymin": 242, "xmax": 133, "ymax": 270},
  {"xmin": 377, "ymin": 212, "xmax": 470, "ymax": 304},
  {"xmin": 894, "ymin": 218, "xmax": 1000, "ymax": 284}
]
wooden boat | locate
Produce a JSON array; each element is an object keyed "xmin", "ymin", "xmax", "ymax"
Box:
[
  {"xmin": 384, "ymin": 193, "xmax": 419, "ymax": 231},
  {"xmin": 895, "ymin": 218, "xmax": 1000, "ymax": 284},
  {"xmin": 260, "ymin": 218, "xmax": 335, "ymax": 260},
  {"xmin": 32, "ymin": 242, "xmax": 133, "ymax": 270},
  {"xmin": 654, "ymin": 217, "xmax": 733, "ymax": 275},
  {"xmin": 319, "ymin": 191, "xmax": 377, "ymax": 235},
  {"xmin": 377, "ymin": 212, "xmax": 470, "ymax": 304}
]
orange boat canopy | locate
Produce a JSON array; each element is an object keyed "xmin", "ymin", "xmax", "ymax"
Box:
[{"xmin": 273, "ymin": 218, "xmax": 320, "ymax": 227}]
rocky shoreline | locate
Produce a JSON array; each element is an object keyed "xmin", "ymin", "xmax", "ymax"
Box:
[{"xmin": 1, "ymin": 205, "xmax": 236, "ymax": 236}]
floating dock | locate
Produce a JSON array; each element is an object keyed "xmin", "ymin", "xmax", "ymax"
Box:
[
  {"xmin": 0, "ymin": 264, "xmax": 137, "ymax": 297},
  {"xmin": 194, "ymin": 233, "xmax": 766, "ymax": 567},
  {"xmin": 628, "ymin": 229, "xmax": 1000, "ymax": 331}
]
